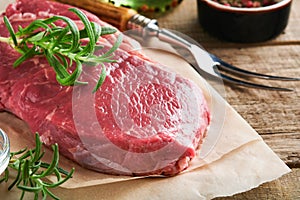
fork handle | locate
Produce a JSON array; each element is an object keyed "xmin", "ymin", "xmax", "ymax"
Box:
[{"xmin": 54, "ymin": 0, "xmax": 137, "ymax": 31}]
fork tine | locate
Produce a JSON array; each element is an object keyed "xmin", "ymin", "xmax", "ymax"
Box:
[
  {"xmin": 209, "ymin": 53, "xmax": 300, "ymax": 81},
  {"xmin": 215, "ymin": 67, "xmax": 293, "ymax": 91}
]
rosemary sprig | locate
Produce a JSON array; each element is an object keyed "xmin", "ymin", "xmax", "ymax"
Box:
[
  {"xmin": 0, "ymin": 7, "xmax": 122, "ymax": 92},
  {"xmin": 0, "ymin": 133, "xmax": 74, "ymax": 200}
]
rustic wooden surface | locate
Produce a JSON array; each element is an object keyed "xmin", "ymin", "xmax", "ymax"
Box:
[
  {"xmin": 158, "ymin": 0, "xmax": 300, "ymax": 199},
  {"xmin": 0, "ymin": 0, "xmax": 298, "ymax": 199}
]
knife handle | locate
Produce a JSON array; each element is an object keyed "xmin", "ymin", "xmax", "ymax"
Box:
[{"xmin": 54, "ymin": 0, "xmax": 137, "ymax": 31}]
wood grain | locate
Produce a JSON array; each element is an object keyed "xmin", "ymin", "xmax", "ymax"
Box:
[
  {"xmin": 158, "ymin": 0, "xmax": 300, "ymax": 47},
  {"xmin": 54, "ymin": 0, "xmax": 137, "ymax": 31},
  {"xmin": 1, "ymin": 0, "xmax": 298, "ymax": 199},
  {"xmin": 210, "ymin": 43, "xmax": 300, "ymax": 170},
  {"xmin": 216, "ymin": 168, "xmax": 300, "ymax": 200},
  {"xmin": 158, "ymin": 0, "xmax": 300, "ymax": 199}
]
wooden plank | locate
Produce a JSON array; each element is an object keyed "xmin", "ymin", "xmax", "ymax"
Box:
[
  {"xmin": 206, "ymin": 45, "xmax": 300, "ymax": 168},
  {"xmin": 262, "ymin": 133, "xmax": 300, "ymax": 168},
  {"xmin": 208, "ymin": 45, "xmax": 300, "ymax": 80},
  {"xmin": 159, "ymin": 3, "xmax": 300, "ymax": 198},
  {"xmin": 158, "ymin": 0, "xmax": 300, "ymax": 48},
  {"xmin": 215, "ymin": 168, "xmax": 300, "ymax": 200},
  {"xmin": 212, "ymin": 45, "xmax": 300, "ymax": 135},
  {"xmin": 0, "ymin": 1, "xmax": 297, "ymax": 199},
  {"xmin": 158, "ymin": 0, "xmax": 300, "ymax": 168}
]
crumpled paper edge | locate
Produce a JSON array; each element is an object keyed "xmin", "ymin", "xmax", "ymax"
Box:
[{"xmin": 0, "ymin": 1, "xmax": 291, "ymax": 198}]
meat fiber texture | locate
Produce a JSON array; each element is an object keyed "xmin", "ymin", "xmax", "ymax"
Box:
[{"xmin": 0, "ymin": 0, "xmax": 210, "ymax": 176}]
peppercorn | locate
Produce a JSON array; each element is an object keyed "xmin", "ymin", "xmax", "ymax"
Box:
[{"xmin": 212, "ymin": 0, "xmax": 281, "ymax": 8}]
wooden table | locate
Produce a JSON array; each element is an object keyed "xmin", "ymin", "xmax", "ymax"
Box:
[
  {"xmin": 0, "ymin": 0, "xmax": 298, "ymax": 199},
  {"xmin": 158, "ymin": 0, "xmax": 300, "ymax": 199}
]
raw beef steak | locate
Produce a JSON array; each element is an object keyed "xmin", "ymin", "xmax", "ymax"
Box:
[{"xmin": 0, "ymin": 0, "xmax": 210, "ymax": 176}]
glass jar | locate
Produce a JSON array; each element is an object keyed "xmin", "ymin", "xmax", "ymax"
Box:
[{"xmin": 0, "ymin": 128, "xmax": 10, "ymax": 175}]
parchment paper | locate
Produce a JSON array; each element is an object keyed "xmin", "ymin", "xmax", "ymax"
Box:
[
  {"xmin": 0, "ymin": 48, "xmax": 290, "ymax": 199},
  {"xmin": 0, "ymin": 1, "xmax": 290, "ymax": 199}
]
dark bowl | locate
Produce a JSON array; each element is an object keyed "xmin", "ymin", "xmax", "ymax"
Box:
[{"xmin": 197, "ymin": 0, "xmax": 292, "ymax": 43}]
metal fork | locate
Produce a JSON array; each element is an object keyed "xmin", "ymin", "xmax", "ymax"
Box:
[
  {"xmin": 127, "ymin": 15, "xmax": 300, "ymax": 91},
  {"xmin": 53, "ymin": 0, "xmax": 300, "ymax": 91},
  {"xmin": 209, "ymin": 53, "xmax": 300, "ymax": 91}
]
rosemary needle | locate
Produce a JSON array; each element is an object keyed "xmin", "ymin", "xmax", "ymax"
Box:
[
  {"xmin": 0, "ymin": 8, "xmax": 124, "ymax": 199},
  {"xmin": 0, "ymin": 7, "xmax": 122, "ymax": 92},
  {"xmin": 0, "ymin": 133, "xmax": 74, "ymax": 200}
]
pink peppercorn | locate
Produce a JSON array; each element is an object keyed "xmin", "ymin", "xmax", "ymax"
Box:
[
  {"xmin": 213, "ymin": 0, "xmax": 281, "ymax": 8},
  {"xmin": 246, "ymin": 1, "xmax": 254, "ymax": 7},
  {"xmin": 253, "ymin": 1, "xmax": 261, "ymax": 7}
]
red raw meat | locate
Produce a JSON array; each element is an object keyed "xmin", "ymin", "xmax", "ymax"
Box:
[{"xmin": 0, "ymin": 0, "xmax": 210, "ymax": 176}]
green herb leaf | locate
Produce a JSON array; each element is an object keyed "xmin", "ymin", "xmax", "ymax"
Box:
[
  {"xmin": 93, "ymin": 65, "xmax": 107, "ymax": 93},
  {"xmin": 100, "ymin": 26, "xmax": 117, "ymax": 36},
  {"xmin": 0, "ymin": 133, "xmax": 74, "ymax": 200},
  {"xmin": 1, "ymin": 7, "xmax": 122, "ymax": 92},
  {"xmin": 13, "ymin": 47, "xmax": 37, "ymax": 68},
  {"xmin": 3, "ymin": 16, "xmax": 18, "ymax": 46}
]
